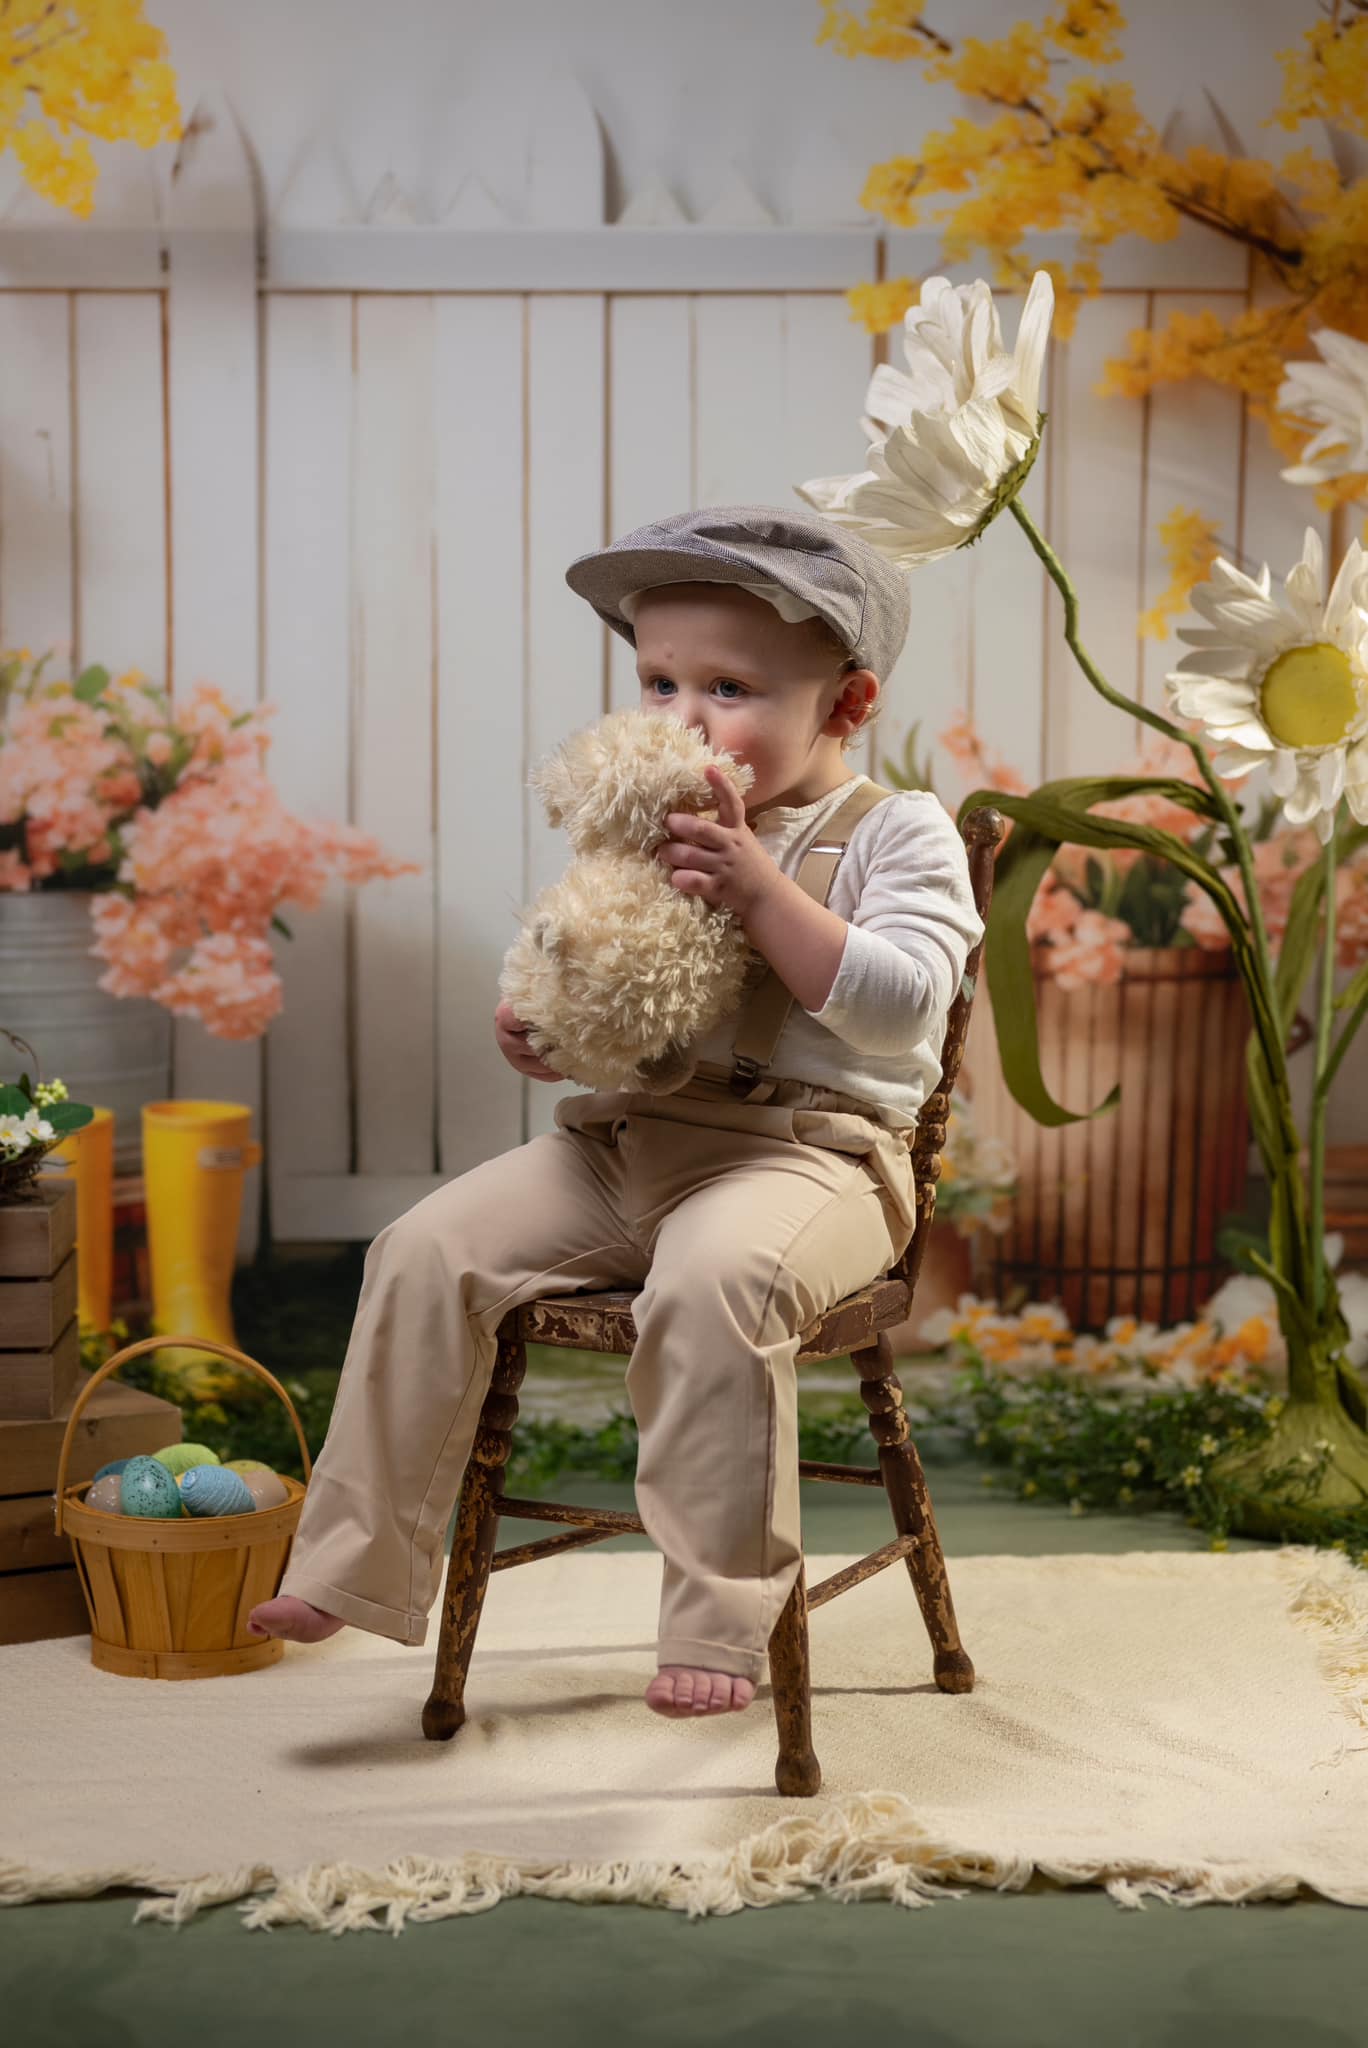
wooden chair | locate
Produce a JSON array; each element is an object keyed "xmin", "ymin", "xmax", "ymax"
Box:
[{"xmin": 423, "ymin": 805, "xmax": 1005, "ymax": 1795}]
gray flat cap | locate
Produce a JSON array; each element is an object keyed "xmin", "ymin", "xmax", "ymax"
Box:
[{"xmin": 564, "ymin": 503, "xmax": 911, "ymax": 682}]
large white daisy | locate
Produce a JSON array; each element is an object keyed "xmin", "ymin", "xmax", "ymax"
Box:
[
  {"xmin": 796, "ymin": 270, "xmax": 1055, "ymax": 565},
  {"xmin": 1164, "ymin": 527, "xmax": 1368, "ymax": 844},
  {"xmin": 1276, "ymin": 327, "xmax": 1368, "ymax": 487}
]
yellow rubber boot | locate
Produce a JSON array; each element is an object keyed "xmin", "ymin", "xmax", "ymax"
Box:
[
  {"xmin": 47, "ymin": 1105, "xmax": 115, "ymax": 1336},
  {"xmin": 142, "ymin": 1101, "xmax": 263, "ymax": 1401}
]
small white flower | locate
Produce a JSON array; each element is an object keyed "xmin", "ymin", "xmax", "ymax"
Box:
[
  {"xmin": 0, "ymin": 1114, "xmax": 32, "ymax": 1150},
  {"xmin": 20, "ymin": 1110, "xmax": 54, "ymax": 1143},
  {"xmin": 1164, "ymin": 526, "xmax": 1368, "ymax": 845},
  {"xmin": 796, "ymin": 269, "xmax": 1055, "ymax": 565},
  {"xmin": 1276, "ymin": 328, "xmax": 1368, "ymax": 487}
]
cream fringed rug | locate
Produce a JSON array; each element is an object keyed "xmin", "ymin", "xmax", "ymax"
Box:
[{"xmin": 4, "ymin": 1546, "xmax": 1368, "ymax": 1934}]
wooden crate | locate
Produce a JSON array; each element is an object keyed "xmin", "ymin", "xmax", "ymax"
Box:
[
  {"xmin": 0, "ymin": 1318, "xmax": 82, "ymax": 1422},
  {"xmin": 0, "ymin": 1178, "xmax": 79, "ymax": 1422},
  {"xmin": 1, "ymin": 1373, "xmax": 183, "ymax": 1645}
]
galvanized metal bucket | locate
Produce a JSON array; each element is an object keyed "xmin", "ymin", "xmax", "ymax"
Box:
[{"xmin": 0, "ymin": 891, "xmax": 171, "ymax": 1175}]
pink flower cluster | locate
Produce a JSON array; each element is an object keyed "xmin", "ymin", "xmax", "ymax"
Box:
[{"xmin": 1, "ymin": 663, "xmax": 420, "ymax": 1040}]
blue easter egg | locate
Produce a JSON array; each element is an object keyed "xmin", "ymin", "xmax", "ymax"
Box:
[
  {"xmin": 179, "ymin": 1465, "xmax": 256, "ymax": 1518},
  {"xmin": 93, "ymin": 1458, "xmax": 131, "ymax": 1485},
  {"xmin": 120, "ymin": 1455, "xmax": 185, "ymax": 1519}
]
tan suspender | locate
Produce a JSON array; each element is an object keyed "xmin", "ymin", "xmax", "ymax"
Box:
[{"xmin": 725, "ymin": 777, "xmax": 896, "ymax": 1097}]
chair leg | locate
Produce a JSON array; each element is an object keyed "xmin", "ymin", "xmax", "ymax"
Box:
[
  {"xmin": 852, "ymin": 1331, "xmax": 975, "ymax": 1694},
  {"xmin": 422, "ymin": 1320, "xmax": 528, "ymax": 1742},
  {"xmin": 767, "ymin": 1561, "xmax": 821, "ymax": 1797}
]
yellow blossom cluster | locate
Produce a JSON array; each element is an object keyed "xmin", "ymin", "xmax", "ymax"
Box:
[
  {"xmin": 1137, "ymin": 506, "xmax": 1224, "ymax": 641},
  {"xmin": 818, "ymin": 1, "xmax": 1368, "ymax": 484},
  {"xmin": 1, "ymin": 1, "xmax": 181, "ymax": 218},
  {"xmin": 930, "ymin": 1294, "xmax": 1281, "ymax": 1391},
  {"xmin": 1275, "ymin": 3, "xmax": 1368, "ymax": 140}
]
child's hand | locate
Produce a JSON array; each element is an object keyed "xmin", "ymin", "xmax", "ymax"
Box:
[
  {"xmin": 655, "ymin": 765, "xmax": 779, "ymax": 917},
  {"xmin": 494, "ymin": 1000, "xmax": 564, "ymax": 1081}
]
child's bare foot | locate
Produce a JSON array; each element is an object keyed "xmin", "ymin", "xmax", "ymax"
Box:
[
  {"xmin": 248, "ymin": 1594, "xmax": 346, "ymax": 1643},
  {"xmin": 645, "ymin": 1666, "xmax": 756, "ymax": 1717}
]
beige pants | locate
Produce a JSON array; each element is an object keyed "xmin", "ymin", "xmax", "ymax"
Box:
[{"xmin": 278, "ymin": 1074, "xmax": 919, "ymax": 1683}]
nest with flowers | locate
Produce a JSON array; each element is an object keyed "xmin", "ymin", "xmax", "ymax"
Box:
[
  {"xmin": 0, "ymin": 1031, "xmax": 93, "ymax": 1197},
  {"xmin": 0, "ymin": 654, "xmax": 419, "ymax": 1040}
]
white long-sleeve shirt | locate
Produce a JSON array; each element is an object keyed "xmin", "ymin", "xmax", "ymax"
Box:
[{"xmin": 688, "ymin": 774, "xmax": 986, "ymax": 1130}]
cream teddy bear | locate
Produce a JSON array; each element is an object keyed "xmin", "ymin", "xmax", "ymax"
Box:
[{"xmin": 498, "ymin": 708, "xmax": 762, "ymax": 1094}]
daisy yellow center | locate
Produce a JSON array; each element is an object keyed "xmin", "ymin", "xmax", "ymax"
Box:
[{"xmin": 1258, "ymin": 642, "xmax": 1359, "ymax": 749}]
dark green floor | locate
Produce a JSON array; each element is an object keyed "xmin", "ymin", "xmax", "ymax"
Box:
[{"xmin": 5, "ymin": 1456, "xmax": 1365, "ymax": 2048}]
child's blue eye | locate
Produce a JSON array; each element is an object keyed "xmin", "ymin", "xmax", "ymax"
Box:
[{"xmin": 646, "ymin": 679, "xmax": 746, "ymax": 699}]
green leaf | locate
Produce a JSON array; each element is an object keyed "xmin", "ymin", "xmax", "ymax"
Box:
[
  {"xmin": 1274, "ymin": 858, "xmax": 1326, "ymax": 1041},
  {"xmin": 956, "ymin": 774, "xmax": 1235, "ymax": 1129},
  {"xmin": 0, "ymin": 1084, "xmax": 32, "ymax": 1116},
  {"xmin": 979, "ymin": 819, "xmax": 1111, "ymax": 1127},
  {"xmin": 270, "ymin": 913, "xmax": 294, "ymax": 941},
  {"xmin": 1332, "ymin": 956, "xmax": 1368, "ymax": 1016},
  {"xmin": 43, "ymin": 1103, "xmax": 92, "ymax": 1134},
  {"xmin": 73, "ymin": 665, "xmax": 110, "ymax": 703}
]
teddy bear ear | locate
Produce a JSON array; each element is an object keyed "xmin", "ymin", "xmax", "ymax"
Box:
[{"xmin": 529, "ymin": 750, "xmax": 579, "ymax": 829}]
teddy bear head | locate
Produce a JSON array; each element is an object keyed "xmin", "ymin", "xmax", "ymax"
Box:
[{"xmin": 528, "ymin": 707, "xmax": 755, "ymax": 854}]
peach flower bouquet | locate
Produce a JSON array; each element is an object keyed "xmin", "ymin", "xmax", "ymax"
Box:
[
  {"xmin": 887, "ymin": 712, "xmax": 1368, "ymax": 997},
  {"xmin": 0, "ymin": 652, "xmax": 420, "ymax": 1039}
]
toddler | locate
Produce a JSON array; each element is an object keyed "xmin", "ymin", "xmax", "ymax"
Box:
[{"xmin": 249, "ymin": 504, "xmax": 985, "ymax": 1721}]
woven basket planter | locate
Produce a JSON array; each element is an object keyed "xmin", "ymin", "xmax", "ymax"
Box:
[{"xmin": 962, "ymin": 944, "xmax": 1253, "ymax": 1329}]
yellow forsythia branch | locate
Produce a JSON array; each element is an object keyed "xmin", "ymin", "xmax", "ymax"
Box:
[
  {"xmin": 1138, "ymin": 506, "xmax": 1223, "ymax": 641},
  {"xmin": 0, "ymin": 0, "xmax": 181, "ymax": 218}
]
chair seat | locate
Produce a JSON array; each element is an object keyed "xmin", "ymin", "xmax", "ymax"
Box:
[{"xmin": 516, "ymin": 1275, "xmax": 914, "ymax": 1364}]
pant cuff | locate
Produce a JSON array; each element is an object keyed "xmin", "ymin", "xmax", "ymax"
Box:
[
  {"xmin": 276, "ymin": 1570, "xmax": 428, "ymax": 1648},
  {"xmin": 656, "ymin": 1635, "xmax": 767, "ymax": 1684}
]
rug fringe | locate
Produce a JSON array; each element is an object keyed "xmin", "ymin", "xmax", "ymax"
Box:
[{"xmin": 4, "ymin": 1550, "xmax": 1366, "ymax": 1932}]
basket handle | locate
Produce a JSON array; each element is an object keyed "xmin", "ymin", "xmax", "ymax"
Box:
[{"xmin": 53, "ymin": 1335, "xmax": 313, "ymax": 1535}]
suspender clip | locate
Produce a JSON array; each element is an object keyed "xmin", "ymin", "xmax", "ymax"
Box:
[{"xmin": 729, "ymin": 1055, "xmax": 763, "ymax": 1098}]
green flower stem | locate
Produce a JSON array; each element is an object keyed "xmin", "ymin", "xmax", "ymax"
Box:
[
  {"xmin": 1308, "ymin": 814, "xmax": 1338, "ymax": 1323},
  {"xmin": 1006, "ymin": 497, "xmax": 1291, "ymax": 1131},
  {"xmin": 1005, "ymin": 492, "xmax": 1323, "ymax": 1377}
]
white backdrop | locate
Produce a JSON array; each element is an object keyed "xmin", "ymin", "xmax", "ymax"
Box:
[{"xmin": 0, "ymin": 0, "xmax": 1352, "ymax": 1256}]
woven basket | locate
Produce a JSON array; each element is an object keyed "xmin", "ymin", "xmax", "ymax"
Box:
[{"xmin": 54, "ymin": 1335, "xmax": 312, "ymax": 1680}]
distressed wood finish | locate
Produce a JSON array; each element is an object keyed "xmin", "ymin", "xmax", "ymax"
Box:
[
  {"xmin": 424, "ymin": 810, "xmax": 1002, "ymax": 1789},
  {"xmin": 851, "ymin": 1331, "xmax": 974, "ymax": 1693},
  {"xmin": 422, "ymin": 1328, "xmax": 529, "ymax": 1741},
  {"xmin": 767, "ymin": 1562, "xmax": 821, "ymax": 1797}
]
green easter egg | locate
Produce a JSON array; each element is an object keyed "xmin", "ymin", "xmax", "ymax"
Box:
[
  {"xmin": 120, "ymin": 1455, "xmax": 186, "ymax": 1519},
  {"xmin": 152, "ymin": 1443, "xmax": 221, "ymax": 1478},
  {"xmin": 224, "ymin": 1459, "xmax": 269, "ymax": 1475}
]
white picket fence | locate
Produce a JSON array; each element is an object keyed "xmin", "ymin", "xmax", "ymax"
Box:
[{"xmin": 0, "ymin": 85, "xmax": 1349, "ymax": 1255}]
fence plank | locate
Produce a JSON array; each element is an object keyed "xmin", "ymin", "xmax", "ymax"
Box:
[
  {"xmin": 1138, "ymin": 291, "xmax": 1243, "ymax": 717},
  {"xmin": 72, "ymin": 294, "xmax": 167, "ymax": 679},
  {"xmin": 261, "ymin": 295, "xmax": 353, "ymax": 1204},
  {"xmin": 606, "ymin": 295, "xmax": 692, "ymax": 711},
  {"xmin": 1043, "ymin": 293, "xmax": 1149, "ymax": 781},
  {"xmin": 0, "ymin": 294, "xmax": 73, "ymax": 660},
  {"xmin": 352, "ymin": 295, "xmax": 437, "ymax": 1177},
  {"xmin": 164, "ymin": 90, "xmax": 263, "ymax": 1259},
  {"xmin": 695, "ymin": 296, "xmax": 788, "ymax": 506},
  {"xmin": 525, "ymin": 293, "xmax": 606, "ymax": 1140},
  {"xmin": 962, "ymin": 289, "xmax": 1051, "ymax": 797},
  {"xmin": 433, "ymin": 294, "xmax": 526, "ymax": 1176}
]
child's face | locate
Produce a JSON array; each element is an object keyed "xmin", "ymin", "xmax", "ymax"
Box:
[{"xmin": 632, "ymin": 583, "xmax": 878, "ymax": 814}]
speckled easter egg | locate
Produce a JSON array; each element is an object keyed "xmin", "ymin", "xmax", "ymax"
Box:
[
  {"xmin": 92, "ymin": 1458, "xmax": 131, "ymax": 1485},
  {"xmin": 179, "ymin": 1465, "xmax": 256, "ymax": 1518},
  {"xmin": 120, "ymin": 1455, "xmax": 185, "ymax": 1518},
  {"xmin": 152, "ymin": 1442, "xmax": 221, "ymax": 1477},
  {"xmin": 238, "ymin": 1467, "xmax": 289, "ymax": 1511},
  {"xmin": 83, "ymin": 1473, "xmax": 125, "ymax": 1514}
]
